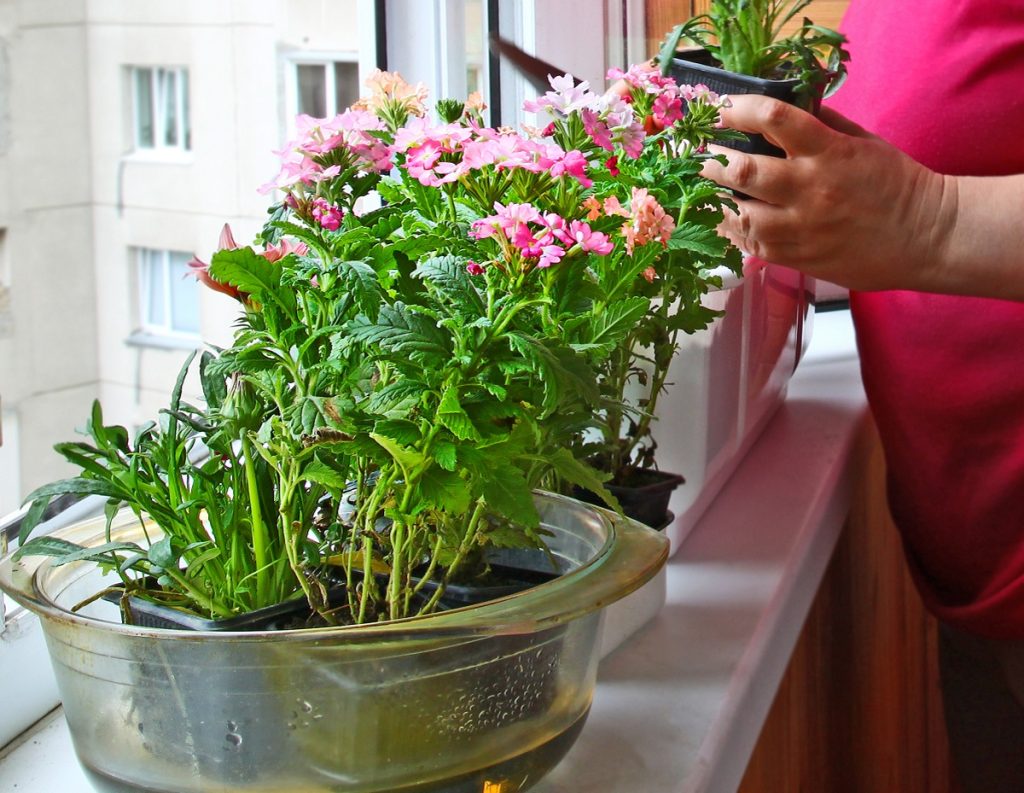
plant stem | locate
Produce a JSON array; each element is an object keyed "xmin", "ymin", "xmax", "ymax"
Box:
[{"xmin": 242, "ymin": 434, "xmax": 271, "ymax": 606}]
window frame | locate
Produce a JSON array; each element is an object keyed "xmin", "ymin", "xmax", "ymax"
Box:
[
  {"xmin": 284, "ymin": 54, "xmax": 362, "ymax": 131},
  {"xmin": 129, "ymin": 65, "xmax": 192, "ymax": 154},
  {"xmin": 134, "ymin": 247, "xmax": 201, "ymax": 340}
]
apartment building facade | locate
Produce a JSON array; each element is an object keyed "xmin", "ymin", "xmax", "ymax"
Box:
[{"xmin": 0, "ymin": 0, "xmax": 642, "ymax": 518}]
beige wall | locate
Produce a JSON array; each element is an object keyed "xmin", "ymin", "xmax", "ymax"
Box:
[{"xmin": 0, "ymin": 0, "xmax": 361, "ymax": 512}]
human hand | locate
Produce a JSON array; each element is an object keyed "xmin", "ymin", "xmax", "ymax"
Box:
[{"xmin": 700, "ymin": 94, "xmax": 953, "ymax": 293}]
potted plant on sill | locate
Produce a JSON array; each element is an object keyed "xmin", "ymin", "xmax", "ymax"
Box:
[
  {"xmin": 657, "ymin": 0, "xmax": 850, "ymax": 156},
  {"xmin": 522, "ymin": 62, "xmax": 743, "ymax": 528},
  {"xmin": 2, "ymin": 65, "xmax": 736, "ymax": 792}
]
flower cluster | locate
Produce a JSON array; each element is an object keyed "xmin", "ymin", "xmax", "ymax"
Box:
[{"xmin": 21, "ymin": 63, "xmax": 742, "ymax": 627}]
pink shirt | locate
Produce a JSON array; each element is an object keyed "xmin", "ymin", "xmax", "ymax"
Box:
[{"xmin": 827, "ymin": 0, "xmax": 1024, "ymax": 637}]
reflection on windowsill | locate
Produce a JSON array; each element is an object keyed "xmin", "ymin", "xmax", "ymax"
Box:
[
  {"xmin": 121, "ymin": 149, "xmax": 194, "ymax": 166},
  {"xmin": 125, "ymin": 331, "xmax": 202, "ymax": 351}
]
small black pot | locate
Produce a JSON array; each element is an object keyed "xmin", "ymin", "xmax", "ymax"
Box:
[
  {"xmin": 418, "ymin": 550, "xmax": 565, "ymax": 608},
  {"xmin": 574, "ymin": 468, "xmax": 684, "ymax": 529},
  {"xmin": 103, "ymin": 588, "xmax": 319, "ymax": 631},
  {"xmin": 668, "ymin": 49, "xmax": 810, "ymax": 157}
]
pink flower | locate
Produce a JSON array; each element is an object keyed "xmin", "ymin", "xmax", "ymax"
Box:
[
  {"xmin": 621, "ymin": 188, "xmax": 675, "ymax": 255},
  {"xmin": 565, "ymin": 220, "xmax": 613, "ymax": 255},
  {"xmin": 466, "ymin": 260, "xmax": 485, "ymax": 276},
  {"xmin": 260, "ymin": 237, "xmax": 308, "ymax": 263},
  {"xmin": 546, "ymin": 149, "xmax": 592, "ymax": 187},
  {"xmin": 652, "ymin": 92, "xmax": 683, "ymax": 127},
  {"xmin": 535, "ymin": 244, "xmax": 565, "ymax": 269},
  {"xmin": 311, "ymin": 197, "xmax": 343, "ymax": 231}
]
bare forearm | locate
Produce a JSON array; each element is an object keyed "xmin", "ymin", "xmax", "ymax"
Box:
[{"xmin": 931, "ymin": 174, "xmax": 1024, "ymax": 301}]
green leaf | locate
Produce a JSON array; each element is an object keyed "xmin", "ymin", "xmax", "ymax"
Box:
[
  {"xmin": 433, "ymin": 438, "xmax": 458, "ymax": 471},
  {"xmin": 373, "ymin": 419, "xmax": 422, "ymax": 447},
  {"xmin": 148, "ymin": 537, "xmax": 181, "ymax": 570},
  {"xmin": 669, "ymin": 220, "xmax": 732, "ymax": 258},
  {"xmin": 347, "ymin": 303, "xmax": 451, "ymax": 363},
  {"xmin": 413, "ymin": 255, "xmax": 486, "ymax": 314},
  {"xmin": 303, "ymin": 460, "xmax": 350, "ymax": 491},
  {"xmin": 417, "ymin": 466, "xmax": 471, "ymax": 514},
  {"xmin": 370, "ymin": 432, "xmax": 426, "ymax": 478},
  {"xmin": 480, "ymin": 466, "xmax": 539, "ymax": 529},
  {"xmin": 367, "ymin": 381, "xmax": 427, "ymax": 415},
  {"xmin": 335, "ymin": 259, "xmax": 384, "ymax": 319},
  {"xmin": 208, "ymin": 247, "xmax": 281, "ymax": 300},
  {"xmin": 546, "ymin": 449, "xmax": 622, "ymax": 514},
  {"xmin": 575, "ymin": 296, "xmax": 649, "ymax": 356},
  {"xmin": 437, "ymin": 387, "xmax": 481, "ymax": 442},
  {"xmin": 14, "ymin": 537, "xmax": 144, "ymax": 566}
]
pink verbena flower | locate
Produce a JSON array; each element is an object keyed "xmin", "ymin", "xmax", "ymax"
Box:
[
  {"xmin": 652, "ymin": 92, "xmax": 683, "ymax": 127},
  {"xmin": 622, "ymin": 188, "xmax": 675, "ymax": 255},
  {"xmin": 466, "ymin": 260, "xmax": 485, "ymax": 276},
  {"xmin": 311, "ymin": 198, "xmax": 344, "ymax": 231},
  {"xmin": 522, "ymin": 73, "xmax": 602, "ymax": 117},
  {"xmin": 564, "ymin": 220, "xmax": 613, "ymax": 255},
  {"xmin": 607, "ymin": 62, "xmax": 675, "ymax": 93}
]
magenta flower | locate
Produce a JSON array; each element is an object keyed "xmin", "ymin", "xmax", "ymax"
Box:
[
  {"xmin": 466, "ymin": 260, "xmax": 485, "ymax": 276},
  {"xmin": 311, "ymin": 198, "xmax": 344, "ymax": 231}
]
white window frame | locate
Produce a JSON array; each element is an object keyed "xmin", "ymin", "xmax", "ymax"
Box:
[
  {"xmin": 135, "ymin": 247, "xmax": 201, "ymax": 340},
  {"xmin": 130, "ymin": 65, "xmax": 191, "ymax": 154},
  {"xmin": 284, "ymin": 55, "xmax": 362, "ymax": 138}
]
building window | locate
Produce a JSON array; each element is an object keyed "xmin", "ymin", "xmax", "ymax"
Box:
[
  {"xmin": 292, "ymin": 60, "xmax": 360, "ymax": 118},
  {"xmin": 136, "ymin": 248, "xmax": 200, "ymax": 337},
  {"xmin": 131, "ymin": 66, "xmax": 191, "ymax": 151}
]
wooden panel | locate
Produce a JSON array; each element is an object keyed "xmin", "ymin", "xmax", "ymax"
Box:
[
  {"xmin": 738, "ymin": 420, "xmax": 960, "ymax": 793},
  {"xmin": 644, "ymin": 0, "xmax": 850, "ymax": 59}
]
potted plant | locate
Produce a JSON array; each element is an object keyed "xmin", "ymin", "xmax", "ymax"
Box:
[
  {"xmin": 522, "ymin": 62, "xmax": 743, "ymax": 528},
  {"xmin": 657, "ymin": 0, "xmax": 849, "ymax": 155},
  {"xmin": 2, "ymin": 64, "xmax": 735, "ymax": 791}
]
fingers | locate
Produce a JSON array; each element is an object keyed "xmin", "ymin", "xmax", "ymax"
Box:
[
  {"xmin": 816, "ymin": 107, "xmax": 873, "ymax": 139},
  {"xmin": 701, "ymin": 145, "xmax": 795, "ymax": 205},
  {"xmin": 715, "ymin": 199, "xmax": 803, "ymax": 265},
  {"xmin": 717, "ymin": 94, "xmax": 831, "ymax": 158}
]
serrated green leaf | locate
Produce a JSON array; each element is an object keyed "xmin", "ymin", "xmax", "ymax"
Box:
[
  {"xmin": 347, "ymin": 303, "xmax": 451, "ymax": 363},
  {"xmin": 437, "ymin": 388, "xmax": 481, "ymax": 441},
  {"xmin": 669, "ymin": 220, "xmax": 732, "ymax": 258},
  {"xmin": 370, "ymin": 432, "xmax": 426, "ymax": 478},
  {"xmin": 433, "ymin": 439, "xmax": 458, "ymax": 471},
  {"xmin": 303, "ymin": 460, "xmax": 350, "ymax": 491},
  {"xmin": 417, "ymin": 466, "xmax": 471, "ymax": 514},
  {"xmin": 480, "ymin": 467, "xmax": 539, "ymax": 529},
  {"xmin": 208, "ymin": 247, "xmax": 281, "ymax": 299}
]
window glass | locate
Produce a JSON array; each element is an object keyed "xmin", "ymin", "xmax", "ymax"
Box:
[
  {"xmin": 297, "ymin": 63, "xmax": 327, "ymax": 117},
  {"xmin": 134, "ymin": 67, "xmax": 154, "ymax": 147},
  {"xmin": 137, "ymin": 248, "xmax": 198, "ymax": 336},
  {"xmin": 334, "ymin": 61, "xmax": 360, "ymax": 113},
  {"xmin": 169, "ymin": 252, "xmax": 200, "ymax": 334},
  {"xmin": 131, "ymin": 66, "xmax": 190, "ymax": 151}
]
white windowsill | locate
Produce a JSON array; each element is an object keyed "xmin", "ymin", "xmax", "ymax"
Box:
[
  {"xmin": 0, "ymin": 310, "xmax": 864, "ymax": 793},
  {"xmin": 121, "ymin": 149, "xmax": 194, "ymax": 166},
  {"xmin": 125, "ymin": 331, "xmax": 203, "ymax": 351}
]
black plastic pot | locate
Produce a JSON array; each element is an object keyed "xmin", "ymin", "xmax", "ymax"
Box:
[
  {"xmin": 574, "ymin": 468, "xmax": 684, "ymax": 529},
  {"xmin": 418, "ymin": 549, "xmax": 565, "ymax": 608},
  {"xmin": 668, "ymin": 49, "xmax": 810, "ymax": 157},
  {"xmin": 103, "ymin": 587, "xmax": 318, "ymax": 631}
]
